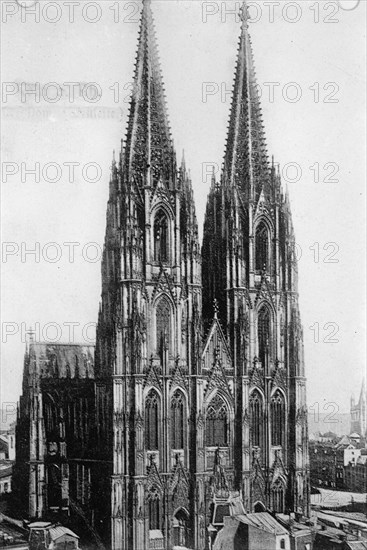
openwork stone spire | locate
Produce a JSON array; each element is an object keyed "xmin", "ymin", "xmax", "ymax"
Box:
[
  {"xmin": 124, "ymin": 0, "xmax": 175, "ymax": 188},
  {"xmin": 224, "ymin": 1, "xmax": 270, "ymax": 201}
]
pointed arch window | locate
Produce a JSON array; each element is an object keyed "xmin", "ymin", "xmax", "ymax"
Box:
[
  {"xmin": 171, "ymin": 390, "xmax": 186, "ymax": 449},
  {"xmin": 145, "ymin": 390, "xmax": 160, "ymax": 450},
  {"xmin": 148, "ymin": 495, "xmax": 161, "ymax": 530},
  {"xmin": 173, "ymin": 509, "xmax": 190, "ymax": 547},
  {"xmin": 48, "ymin": 464, "xmax": 61, "ymax": 508},
  {"xmin": 258, "ymin": 307, "xmax": 271, "ymax": 367},
  {"xmin": 249, "ymin": 390, "xmax": 263, "ymax": 448},
  {"xmin": 156, "ymin": 297, "xmax": 171, "ymax": 353},
  {"xmin": 154, "ymin": 209, "xmax": 169, "ymax": 263},
  {"xmin": 255, "ymin": 222, "xmax": 269, "ymax": 271},
  {"xmin": 271, "ymin": 390, "xmax": 285, "ymax": 447},
  {"xmin": 206, "ymin": 395, "xmax": 228, "ymax": 447},
  {"xmin": 272, "ymin": 479, "xmax": 285, "ymax": 513}
]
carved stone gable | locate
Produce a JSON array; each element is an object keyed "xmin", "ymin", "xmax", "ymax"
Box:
[
  {"xmin": 271, "ymin": 363, "xmax": 287, "ymax": 390},
  {"xmin": 144, "ymin": 361, "xmax": 162, "ymax": 390},
  {"xmin": 202, "ymin": 317, "xmax": 232, "ymax": 372},
  {"xmin": 249, "ymin": 362, "xmax": 264, "ymax": 390},
  {"xmin": 255, "ymin": 273, "xmax": 275, "ymax": 309},
  {"xmin": 170, "ymin": 361, "xmax": 189, "ymax": 391},
  {"xmin": 210, "ymin": 448, "xmax": 229, "ymax": 498},
  {"xmin": 146, "ymin": 456, "xmax": 163, "ymax": 498},
  {"xmin": 254, "ymin": 189, "xmax": 269, "ymax": 219},
  {"xmin": 152, "ymin": 268, "xmax": 176, "ymax": 303},
  {"xmin": 251, "ymin": 451, "xmax": 265, "ymax": 504},
  {"xmin": 204, "ymin": 355, "xmax": 233, "ymax": 404},
  {"xmin": 270, "ymin": 450, "xmax": 287, "ymax": 485},
  {"xmin": 169, "ymin": 455, "xmax": 189, "ymax": 505}
]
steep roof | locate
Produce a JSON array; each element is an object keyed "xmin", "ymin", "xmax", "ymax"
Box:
[
  {"xmin": 49, "ymin": 526, "xmax": 79, "ymax": 541},
  {"xmin": 237, "ymin": 512, "xmax": 289, "ymax": 536},
  {"xmin": 345, "ymin": 543, "xmax": 367, "ymax": 550},
  {"xmin": 25, "ymin": 342, "xmax": 95, "ymax": 379}
]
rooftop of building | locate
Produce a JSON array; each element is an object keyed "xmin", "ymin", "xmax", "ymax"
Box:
[
  {"xmin": 322, "ymin": 510, "xmax": 367, "ymax": 524},
  {"xmin": 315, "ymin": 524, "xmax": 355, "ymax": 544},
  {"xmin": 236, "ymin": 512, "xmax": 289, "ymax": 536},
  {"xmin": 276, "ymin": 513, "xmax": 313, "ymax": 533},
  {"xmin": 49, "ymin": 525, "xmax": 79, "ymax": 541},
  {"xmin": 25, "ymin": 341, "xmax": 95, "ymax": 380},
  {"xmin": 0, "ymin": 466, "xmax": 12, "ymax": 479},
  {"xmin": 213, "ymin": 513, "xmax": 290, "ymax": 550},
  {"xmin": 344, "ymin": 542, "xmax": 367, "ymax": 549}
]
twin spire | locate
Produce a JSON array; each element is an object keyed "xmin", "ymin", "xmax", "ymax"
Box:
[
  {"xmin": 123, "ymin": 0, "xmax": 269, "ymax": 197},
  {"xmin": 123, "ymin": 0, "xmax": 175, "ymax": 188},
  {"xmin": 223, "ymin": 0, "xmax": 270, "ymax": 200}
]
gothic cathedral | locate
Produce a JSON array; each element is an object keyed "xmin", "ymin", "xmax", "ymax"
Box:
[
  {"xmin": 14, "ymin": 1, "xmax": 309, "ymax": 549},
  {"xmin": 94, "ymin": 0, "xmax": 309, "ymax": 548}
]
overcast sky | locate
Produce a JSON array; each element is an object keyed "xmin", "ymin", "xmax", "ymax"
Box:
[{"xmin": 1, "ymin": 0, "xmax": 366, "ymax": 420}]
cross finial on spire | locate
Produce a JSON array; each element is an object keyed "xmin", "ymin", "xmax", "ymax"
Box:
[
  {"xmin": 239, "ymin": 1, "xmax": 250, "ymax": 30},
  {"xmin": 213, "ymin": 298, "xmax": 219, "ymax": 319}
]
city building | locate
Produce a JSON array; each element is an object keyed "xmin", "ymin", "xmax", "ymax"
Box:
[
  {"xmin": 0, "ymin": 423, "xmax": 16, "ymax": 461},
  {"xmin": 28, "ymin": 522, "xmax": 79, "ymax": 550},
  {"xmin": 313, "ymin": 511, "xmax": 367, "ymax": 550},
  {"xmin": 213, "ymin": 513, "xmax": 291, "ymax": 550},
  {"xmin": 0, "ymin": 465, "xmax": 12, "ymax": 494},
  {"xmin": 344, "ymin": 453, "xmax": 367, "ymax": 494},
  {"xmin": 276, "ymin": 514, "xmax": 313, "ymax": 550},
  {"xmin": 309, "ymin": 441, "xmax": 337, "ymax": 489},
  {"xmin": 13, "ymin": 1, "xmax": 310, "ymax": 549},
  {"xmin": 310, "ymin": 435, "xmax": 367, "ymax": 493},
  {"xmin": 12, "ymin": 343, "xmax": 96, "ymax": 524}
]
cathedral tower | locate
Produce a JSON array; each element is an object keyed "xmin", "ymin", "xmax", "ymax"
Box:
[
  {"xmin": 202, "ymin": 2, "xmax": 309, "ymax": 519},
  {"xmin": 94, "ymin": 1, "xmax": 201, "ymax": 548}
]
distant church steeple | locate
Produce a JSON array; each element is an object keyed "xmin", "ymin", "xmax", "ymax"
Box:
[{"xmin": 351, "ymin": 379, "xmax": 367, "ymax": 437}]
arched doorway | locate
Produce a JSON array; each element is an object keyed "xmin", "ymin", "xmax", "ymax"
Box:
[{"xmin": 172, "ymin": 508, "xmax": 189, "ymax": 547}]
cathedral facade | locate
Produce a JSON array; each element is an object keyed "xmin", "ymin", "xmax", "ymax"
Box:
[{"xmin": 14, "ymin": 1, "xmax": 309, "ymax": 549}]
